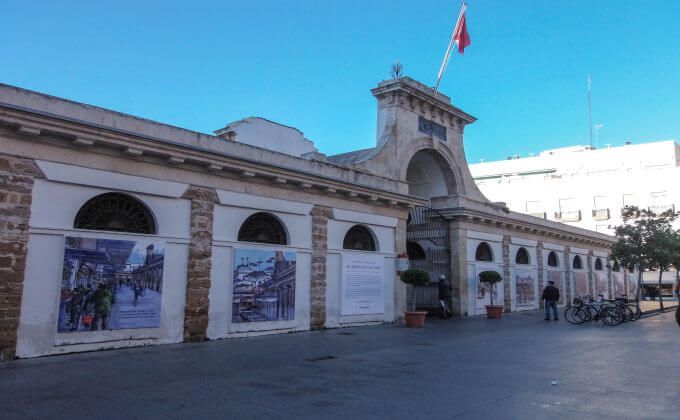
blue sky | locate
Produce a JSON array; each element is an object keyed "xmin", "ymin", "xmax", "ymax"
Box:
[{"xmin": 3, "ymin": 1, "xmax": 679, "ymax": 162}]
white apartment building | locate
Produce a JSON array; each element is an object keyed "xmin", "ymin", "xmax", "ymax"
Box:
[{"xmin": 469, "ymin": 140, "xmax": 680, "ymax": 296}]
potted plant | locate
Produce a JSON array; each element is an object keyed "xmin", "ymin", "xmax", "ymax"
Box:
[
  {"xmin": 400, "ymin": 268, "xmax": 430, "ymax": 327},
  {"xmin": 479, "ymin": 270, "xmax": 504, "ymax": 319}
]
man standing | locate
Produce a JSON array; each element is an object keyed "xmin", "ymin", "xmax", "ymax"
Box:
[
  {"xmin": 541, "ymin": 280, "xmax": 560, "ymax": 321},
  {"xmin": 438, "ymin": 274, "xmax": 453, "ymax": 319}
]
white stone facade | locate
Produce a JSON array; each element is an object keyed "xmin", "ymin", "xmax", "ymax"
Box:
[{"xmin": 0, "ymin": 77, "xmax": 617, "ymax": 360}]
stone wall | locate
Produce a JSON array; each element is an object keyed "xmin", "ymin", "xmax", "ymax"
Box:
[
  {"xmin": 0, "ymin": 155, "xmax": 43, "ymax": 361},
  {"xmin": 182, "ymin": 186, "xmax": 217, "ymax": 342},
  {"xmin": 310, "ymin": 205, "xmax": 331, "ymax": 330}
]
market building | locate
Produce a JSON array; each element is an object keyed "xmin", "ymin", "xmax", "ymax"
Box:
[
  {"xmin": 1, "ymin": 77, "xmax": 617, "ymax": 360},
  {"xmin": 469, "ymin": 141, "xmax": 680, "ymax": 296}
]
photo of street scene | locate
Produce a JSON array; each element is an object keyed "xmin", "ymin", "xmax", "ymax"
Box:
[
  {"xmin": 574, "ymin": 272, "xmax": 589, "ymax": 297},
  {"xmin": 58, "ymin": 236, "xmax": 164, "ymax": 332},
  {"xmin": 614, "ymin": 275, "xmax": 625, "ymax": 298},
  {"xmin": 515, "ymin": 273, "xmax": 535, "ymax": 307},
  {"xmin": 595, "ymin": 273, "xmax": 609, "ymax": 299},
  {"xmin": 232, "ymin": 248, "xmax": 296, "ymax": 323}
]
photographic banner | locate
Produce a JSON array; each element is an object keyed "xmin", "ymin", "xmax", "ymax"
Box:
[
  {"xmin": 573, "ymin": 272, "xmax": 589, "ymax": 298},
  {"xmin": 232, "ymin": 248, "xmax": 296, "ymax": 323},
  {"xmin": 59, "ymin": 236, "xmax": 164, "ymax": 333},
  {"xmin": 515, "ymin": 271, "xmax": 536, "ymax": 307},
  {"xmin": 595, "ymin": 273, "xmax": 609, "ymax": 299},
  {"xmin": 340, "ymin": 253, "xmax": 385, "ymax": 315}
]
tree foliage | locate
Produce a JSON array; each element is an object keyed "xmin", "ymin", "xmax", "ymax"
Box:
[{"xmin": 611, "ymin": 206, "xmax": 680, "ymax": 307}]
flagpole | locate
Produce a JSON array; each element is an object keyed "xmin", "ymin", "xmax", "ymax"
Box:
[
  {"xmin": 588, "ymin": 74, "xmax": 593, "ymax": 148},
  {"xmin": 434, "ymin": 1, "xmax": 467, "ymax": 92}
]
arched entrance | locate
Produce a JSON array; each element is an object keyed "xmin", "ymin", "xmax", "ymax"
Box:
[
  {"xmin": 406, "ymin": 206, "xmax": 450, "ymax": 310},
  {"xmin": 404, "ymin": 149, "xmax": 455, "ymax": 310},
  {"xmin": 405, "ymin": 149, "xmax": 456, "ymax": 199}
]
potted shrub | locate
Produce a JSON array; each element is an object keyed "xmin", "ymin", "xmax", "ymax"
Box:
[
  {"xmin": 400, "ymin": 268, "xmax": 430, "ymax": 327},
  {"xmin": 479, "ymin": 270, "xmax": 504, "ymax": 319}
]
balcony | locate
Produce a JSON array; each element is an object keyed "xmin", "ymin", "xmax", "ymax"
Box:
[
  {"xmin": 591, "ymin": 208, "xmax": 610, "ymax": 221},
  {"xmin": 554, "ymin": 210, "xmax": 581, "ymax": 222},
  {"xmin": 528, "ymin": 212, "xmax": 546, "ymax": 219},
  {"xmin": 648, "ymin": 204, "xmax": 675, "ymax": 215}
]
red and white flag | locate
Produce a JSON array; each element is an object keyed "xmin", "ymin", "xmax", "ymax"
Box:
[{"xmin": 435, "ymin": 2, "xmax": 471, "ymax": 90}]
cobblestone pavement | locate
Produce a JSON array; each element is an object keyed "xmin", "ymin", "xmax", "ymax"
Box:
[{"xmin": 1, "ymin": 310, "xmax": 679, "ymax": 419}]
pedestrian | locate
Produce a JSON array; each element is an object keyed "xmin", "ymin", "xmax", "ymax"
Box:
[
  {"xmin": 541, "ymin": 280, "xmax": 560, "ymax": 321},
  {"xmin": 89, "ymin": 284, "xmax": 114, "ymax": 330},
  {"xmin": 437, "ymin": 274, "xmax": 452, "ymax": 319},
  {"xmin": 674, "ymin": 282, "xmax": 680, "ymax": 302}
]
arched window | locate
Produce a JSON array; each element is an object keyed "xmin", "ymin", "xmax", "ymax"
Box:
[
  {"xmin": 572, "ymin": 255, "xmax": 583, "ymax": 270},
  {"xmin": 475, "ymin": 242, "xmax": 493, "ymax": 262},
  {"xmin": 612, "ymin": 261, "xmax": 620, "ymax": 272},
  {"xmin": 594, "ymin": 258, "xmax": 603, "ymax": 271},
  {"xmin": 237, "ymin": 212, "xmax": 288, "ymax": 245},
  {"xmin": 74, "ymin": 192, "xmax": 156, "ymax": 234},
  {"xmin": 343, "ymin": 225, "xmax": 377, "ymax": 251},
  {"xmin": 515, "ymin": 247, "xmax": 530, "ymax": 264},
  {"xmin": 547, "ymin": 251, "xmax": 559, "ymax": 267}
]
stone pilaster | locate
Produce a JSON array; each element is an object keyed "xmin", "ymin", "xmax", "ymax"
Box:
[
  {"xmin": 395, "ymin": 217, "xmax": 408, "ymax": 318},
  {"xmin": 564, "ymin": 246, "xmax": 572, "ymax": 305},
  {"xmin": 536, "ymin": 241, "xmax": 545, "ymax": 309},
  {"xmin": 0, "ymin": 155, "xmax": 43, "ymax": 361},
  {"xmin": 310, "ymin": 205, "xmax": 331, "ymax": 330},
  {"xmin": 182, "ymin": 186, "xmax": 216, "ymax": 342},
  {"xmin": 502, "ymin": 235, "xmax": 511, "ymax": 312}
]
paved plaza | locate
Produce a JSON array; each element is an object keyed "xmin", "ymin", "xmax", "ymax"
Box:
[{"xmin": 1, "ymin": 310, "xmax": 679, "ymax": 419}]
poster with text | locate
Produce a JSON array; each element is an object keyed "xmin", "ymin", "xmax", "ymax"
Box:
[
  {"xmin": 573, "ymin": 272, "xmax": 589, "ymax": 298},
  {"xmin": 233, "ymin": 248, "xmax": 296, "ymax": 322},
  {"xmin": 59, "ymin": 236, "xmax": 164, "ymax": 333},
  {"xmin": 340, "ymin": 253, "xmax": 385, "ymax": 315},
  {"xmin": 515, "ymin": 272, "xmax": 536, "ymax": 307},
  {"xmin": 548, "ymin": 271, "xmax": 565, "ymax": 305}
]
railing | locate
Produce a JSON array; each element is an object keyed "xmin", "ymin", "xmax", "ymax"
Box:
[
  {"xmin": 591, "ymin": 208, "xmax": 610, "ymax": 221},
  {"xmin": 554, "ymin": 210, "xmax": 581, "ymax": 222}
]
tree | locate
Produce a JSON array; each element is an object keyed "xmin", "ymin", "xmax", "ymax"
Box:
[
  {"xmin": 611, "ymin": 206, "xmax": 679, "ymax": 308},
  {"xmin": 646, "ymin": 227, "xmax": 680, "ymax": 310}
]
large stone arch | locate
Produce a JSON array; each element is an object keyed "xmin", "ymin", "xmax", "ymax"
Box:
[{"xmin": 402, "ymin": 147, "xmax": 459, "ymax": 199}]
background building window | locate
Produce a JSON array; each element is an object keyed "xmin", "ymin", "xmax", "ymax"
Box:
[
  {"xmin": 343, "ymin": 225, "xmax": 377, "ymax": 251},
  {"xmin": 475, "ymin": 242, "xmax": 493, "ymax": 262},
  {"xmin": 547, "ymin": 251, "xmax": 559, "ymax": 267},
  {"xmin": 515, "ymin": 247, "xmax": 530, "ymax": 264},
  {"xmin": 74, "ymin": 192, "xmax": 156, "ymax": 234},
  {"xmin": 612, "ymin": 261, "xmax": 620, "ymax": 272},
  {"xmin": 237, "ymin": 212, "xmax": 288, "ymax": 245}
]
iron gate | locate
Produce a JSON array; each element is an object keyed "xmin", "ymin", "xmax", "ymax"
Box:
[{"xmin": 406, "ymin": 206, "xmax": 450, "ymax": 309}]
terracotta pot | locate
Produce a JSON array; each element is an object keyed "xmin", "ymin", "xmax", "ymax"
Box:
[
  {"xmin": 404, "ymin": 310, "xmax": 428, "ymax": 327},
  {"xmin": 485, "ymin": 305, "xmax": 504, "ymax": 319}
]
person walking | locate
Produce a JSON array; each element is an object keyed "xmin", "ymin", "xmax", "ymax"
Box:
[
  {"xmin": 541, "ymin": 280, "xmax": 560, "ymax": 321},
  {"xmin": 674, "ymin": 281, "xmax": 680, "ymax": 302},
  {"xmin": 437, "ymin": 274, "xmax": 453, "ymax": 319}
]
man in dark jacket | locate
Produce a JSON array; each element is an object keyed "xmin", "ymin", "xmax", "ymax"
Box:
[
  {"xmin": 438, "ymin": 274, "xmax": 452, "ymax": 319},
  {"xmin": 541, "ymin": 280, "xmax": 560, "ymax": 321}
]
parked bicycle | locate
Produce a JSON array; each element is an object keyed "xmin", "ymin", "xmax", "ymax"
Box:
[{"xmin": 565, "ymin": 295, "xmax": 625, "ymax": 326}]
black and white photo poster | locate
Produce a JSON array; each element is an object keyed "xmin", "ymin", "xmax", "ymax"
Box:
[{"xmin": 340, "ymin": 254, "xmax": 384, "ymax": 315}]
